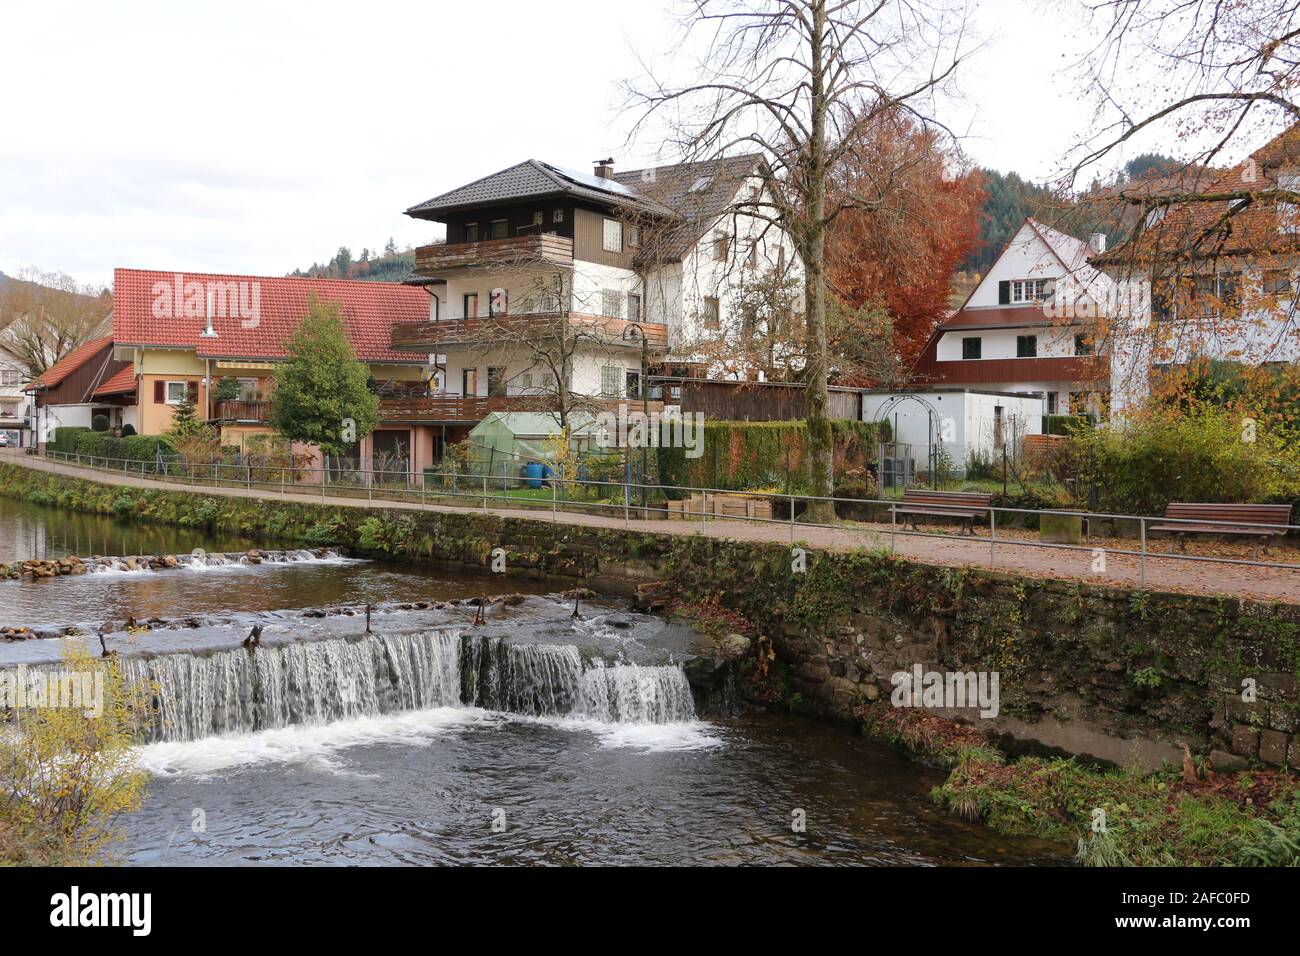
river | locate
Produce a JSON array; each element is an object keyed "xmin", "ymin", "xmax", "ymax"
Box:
[{"xmin": 0, "ymin": 496, "xmax": 1068, "ymax": 866}]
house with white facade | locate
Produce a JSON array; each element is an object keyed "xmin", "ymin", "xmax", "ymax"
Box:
[
  {"xmin": 912, "ymin": 218, "xmax": 1113, "ymax": 418},
  {"xmin": 1096, "ymin": 124, "xmax": 1300, "ymax": 414},
  {"xmin": 387, "ymin": 155, "xmax": 799, "ymax": 439},
  {"xmin": 0, "ymin": 340, "xmax": 34, "ymax": 446}
]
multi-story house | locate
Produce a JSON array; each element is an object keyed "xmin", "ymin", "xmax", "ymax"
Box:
[
  {"xmin": 0, "ymin": 339, "xmax": 34, "ymax": 446},
  {"xmin": 912, "ymin": 218, "xmax": 1113, "ymax": 417},
  {"xmin": 110, "ymin": 269, "xmax": 438, "ymax": 471},
  {"xmin": 1097, "ymin": 124, "xmax": 1300, "ymax": 414},
  {"xmin": 386, "ymin": 155, "xmax": 799, "ymax": 423}
]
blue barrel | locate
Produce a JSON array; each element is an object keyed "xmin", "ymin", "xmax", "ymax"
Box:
[{"xmin": 523, "ymin": 461, "xmax": 545, "ymax": 489}]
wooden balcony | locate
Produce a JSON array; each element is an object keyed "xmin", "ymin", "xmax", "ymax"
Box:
[
  {"xmin": 390, "ymin": 313, "xmax": 668, "ymax": 353},
  {"xmin": 911, "ymin": 355, "xmax": 1110, "ymax": 387},
  {"xmin": 414, "ymin": 234, "xmax": 574, "ymax": 277},
  {"xmin": 216, "ymin": 399, "xmax": 271, "ymax": 423},
  {"xmin": 380, "ymin": 394, "xmax": 666, "ymax": 425}
]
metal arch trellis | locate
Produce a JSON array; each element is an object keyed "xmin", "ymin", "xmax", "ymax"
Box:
[{"xmin": 869, "ymin": 393, "xmax": 946, "ymax": 491}]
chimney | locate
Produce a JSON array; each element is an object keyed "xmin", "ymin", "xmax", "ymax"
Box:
[
  {"xmin": 1088, "ymin": 233, "xmax": 1107, "ymax": 255},
  {"xmin": 594, "ymin": 158, "xmax": 615, "ymax": 180},
  {"xmin": 200, "ymin": 289, "xmax": 218, "ymax": 338}
]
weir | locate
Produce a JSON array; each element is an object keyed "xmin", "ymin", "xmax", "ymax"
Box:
[{"xmin": 114, "ymin": 630, "xmax": 696, "ymax": 742}]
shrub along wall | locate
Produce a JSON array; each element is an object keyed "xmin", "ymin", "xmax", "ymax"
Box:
[
  {"xmin": 657, "ymin": 419, "xmax": 887, "ymax": 495},
  {"xmin": 1, "ymin": 459, "xmax": 1297, "ymax": 775},
  {"xmin": 71, "ymin": 432, "xmax": 176, "ymax": 466}
]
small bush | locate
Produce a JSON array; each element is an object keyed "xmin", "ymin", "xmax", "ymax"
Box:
[
  {"xmin": 1070, "ymin": 405, "xmax": 1300, "ymax": 515},
  {"xmin": 91, "ymin": 415, "xmax": 110, "ymax": 432},
  {"xmin": 120, "ymin": 423, "xmax": 136, "ymax": 437}
]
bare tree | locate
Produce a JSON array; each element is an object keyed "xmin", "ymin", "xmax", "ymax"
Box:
[
  {"xmin": 0, "ymin": 268, "xmax": 110, "ymax": 377},
  {"xmin": 628, "ymin": 0, "xmax": 973, "ymax": 518}
]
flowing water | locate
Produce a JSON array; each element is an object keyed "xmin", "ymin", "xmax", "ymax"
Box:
[{"xmin": 0, "ymin": 495, "xmax": 1069, "ymax": 866}]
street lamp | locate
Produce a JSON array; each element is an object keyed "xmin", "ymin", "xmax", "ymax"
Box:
[{"xmin": 622, "ymin": 322, "xmax": 650, "ymax": 510}]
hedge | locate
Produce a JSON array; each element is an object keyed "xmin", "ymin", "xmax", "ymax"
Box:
[
  {"xmin": 657, "ymin": 419, "xmax": 888, "ymax": 495},
  {"xmin": 50, "ymin": 426, "xmax": 90, "ymax": 455},
  {"xmin": 71, "ymin": 431, "xmax": 177, "ymax": 466}
]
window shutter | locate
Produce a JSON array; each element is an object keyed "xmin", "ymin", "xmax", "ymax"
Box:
[
  {"xmin": 998, "ymin": 281, "xmax": 1010, "ymax": 305},
  {"xmin": 153, "ymin": 381, "xmax": 165, "ymax": 404}
]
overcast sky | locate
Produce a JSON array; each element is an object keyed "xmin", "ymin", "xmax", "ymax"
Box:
[{"xmin": 0, "ymin": 0, "xmax": 1244, "ymax": 288}]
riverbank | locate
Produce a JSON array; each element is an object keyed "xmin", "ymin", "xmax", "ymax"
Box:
[{"xmin": 3, "ymin": 460, "xmax": 1298, "ymax": 865}]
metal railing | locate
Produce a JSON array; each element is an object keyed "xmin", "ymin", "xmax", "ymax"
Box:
[{"xmin": 20, "ymin": 448, "xmax": 1300, "ymax": 584}]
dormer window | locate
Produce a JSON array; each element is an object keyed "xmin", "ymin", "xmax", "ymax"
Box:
[{"xmin": 689, "ymin": 176, "xmax": 712, "ymax": 193}]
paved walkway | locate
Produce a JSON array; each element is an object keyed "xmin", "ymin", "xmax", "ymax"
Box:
[{"xmin": 4, "ymin": 450, "xmax": 1298, "ymax": 605}]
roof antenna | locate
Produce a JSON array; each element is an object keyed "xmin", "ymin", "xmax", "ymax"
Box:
[{"xmin": 200, "ymin": 289, "xmax": 218, "ymax": 338}]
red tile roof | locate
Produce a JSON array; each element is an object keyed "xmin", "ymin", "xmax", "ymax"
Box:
[
  {"xmin": 24, "ymin": 337, "xmax": 114, "ymax": 391},
  {"xmin": 112, "ymin": 269, "xmax": 430, "ymax": 364},
  {"xmin": 94, "ymin": 363, "xmax": 136, "ymax": 397}
]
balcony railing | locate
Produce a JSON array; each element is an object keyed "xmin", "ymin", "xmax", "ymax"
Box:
[
  {"xmin": 390, "ymin": 312, "xmax": 669, "ymax": 352},
  {"xmin": 380, "ymin": 394, "xmax": 666, "ymax": 424},
  {"xmin": 414, "ymin": 234, "xmax": 574, "ymax": 276},
  {"xmin": 216, "ymin": 400, "xmax": 271, "ymax": 423}
]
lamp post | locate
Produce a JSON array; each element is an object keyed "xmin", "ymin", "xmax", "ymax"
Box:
[{"xmin": 622, "ymin": 322, "xmax": 650, "ymax": 511}]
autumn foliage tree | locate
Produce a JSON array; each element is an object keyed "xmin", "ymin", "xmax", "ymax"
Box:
[{"xmin": 826, "ymin": 117, "xmax": 985, "ymax": 377}]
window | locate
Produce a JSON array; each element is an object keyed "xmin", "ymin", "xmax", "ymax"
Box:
[
  {"xmin": 625, "ymin": 369, "xmax": 642, "ymax": 400},
  {"xmin": 1016, "ymin": 335, "xmax": 1038, "ymax": 358},
  {"xmin": 463, "ymin": 293, "xmax": 479, "ymax": 319},
  {"xmin": 487, "ymin": 367, "xmax": 507, "ymax": 398},
  {"xmin": 627, "ymin": 293, "xmax": 642, "ymax": 324},
  {"xmin": 1262, "ymin": 271, "xmax": 1295, "ymax": 297},
  {"xmin": 490, "ymin": 220, "xmax": 508, "ymax": 240},
  {"xmin": 464, "ymin": 223, "xmax": 479, "ymax": 243},
  {"xmin": 1278, "ymin": 173, "xmax": 1300, "ymax": 233},
  {"xmin": 1047, "ymin": 392, "xmax": 1058, "ymax": 415},
  {"xmin": 0, "ymin": 369, "xmax": 20, "ymax": 387},
  {"xmin": 627, "ymin": 225, "xmax": 639, "ymax": 248},
  {"xmin": 713, "ymin": 235, "xmax": 730, "ymax": 262},
  {"xmin": 552, "ymin": 208, "xmax": 564, "ymax": 224},
  {"xmin": 165, "ymin": 381, "xmax": 189, "ymax": 405},
  {"xmin": 602, "ymin": 218, "xmax": 623, "ymax": 253},
  {"xmin": 519, "ymin": 372, "xmax": 533, "ymax": 391},
  {"xmin": 961, "ymin": 337, "xmax": 982, "ymax": 360},
  {"xmin": 600, "ymin": 366, "xmax": 621, "ymax": 398},
  {"xmin": 1143, "ymin": 206, "xmax": 1167, "ymax": 230},
  {"xmin": 532, "ymin": 211, "xmax": 544, "ymax": 227},
  {"xmin": 1010, "ymin": 279, "xmax": 1051, "ymax": 304},
  {"xmin": 1074, "ymin": 334, "xmax": 1093, "ymax": 356},
  {"xmin": 461, "ymin": 369, "xmax": 477, "ymax": 397},
  {"xmin": 702, "ymin": 296, "xmax": 721, "ymax": 330},
  {"xmin": 601, "ymin": 289, "xmax": 624, "ymax": 318}
]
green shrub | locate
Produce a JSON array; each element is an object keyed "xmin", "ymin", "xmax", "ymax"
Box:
[
  {"xmin": 120, "ymin": 424, "xmax": 136, "ymax": 437},
  {"xmin": 1071, "ymin": 406, "xmax": 1300, "ymax": 515},
  {"xmin": 91, "ymin": 415, "xmax": 110, "ymax": 432},
  {"xmin": 1041, "ymin": 414, "xmax": 1091, "ymax": 436},
  {"xmin": 50, "ymin": 427, "xmax": 90, "ymax": 455}
]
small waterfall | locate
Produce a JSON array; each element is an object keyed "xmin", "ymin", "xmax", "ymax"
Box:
[
  {"xmin": 107, "ymin": 631, "xmax": 694, "ymax": 743},
  {"xmin": 83, "ymin": 549, "xmax": 343, "ymax": 574}
]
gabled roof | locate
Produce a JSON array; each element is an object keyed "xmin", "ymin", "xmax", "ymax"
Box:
[
  {"xmin": 405, "ymin": 159, "xmax": 673, "ymax": 220},
  {"xmin": 24, "ymin": 336, "xmax": 114, "ymax": 391},
  {"xmin": 94, "ymin": 363, "xmax": 136, "ymax": 397},
  {"xmin": 112, "ymin": 269, "xmax": 430, "ymax": 364},
  {"xmin": 1099, "ymin": 122, "xmax": 1300, "ymax": 264},
  {"xmin": 614, "ymin": 154, "xmax": 765, "ymax": 261}
]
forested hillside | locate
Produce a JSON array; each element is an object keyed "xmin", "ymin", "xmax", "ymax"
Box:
[{"xmin": 289, "ymin": 239, "xmax": 416, "ymax": 283}]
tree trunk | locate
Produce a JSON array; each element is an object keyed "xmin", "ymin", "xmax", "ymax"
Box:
[{"xmin": 803, "ymin": 0, "xmax": 834, "ymax": 524}]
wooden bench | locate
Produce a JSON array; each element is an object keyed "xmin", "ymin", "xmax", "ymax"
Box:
[
  {"xmin": 892, "ymin": 490, "xmax": 992, "ymax": 536},
  {"xmin": 1149, "ymin": 503, "xmax": 1293, "ymax": 557}
]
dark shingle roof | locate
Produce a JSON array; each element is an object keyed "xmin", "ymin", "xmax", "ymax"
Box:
[
  {"xmin": 405, "ymin": 154, "xmax": 766, "ymax": 260},
  {"xmin": 405, "ymin": 159, "xmax": 672, "ymax": 219}
]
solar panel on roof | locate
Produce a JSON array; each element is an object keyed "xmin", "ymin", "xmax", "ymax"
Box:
[{"xmin": 543, "ymin": 162, "xmax": 642, "ymax": 199}]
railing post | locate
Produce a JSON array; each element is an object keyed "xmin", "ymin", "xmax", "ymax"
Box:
[
  {"xmin": 551, "ymin": 477, "xmax": 557, "ymax": 522},
  {"xmin": 989, "ymin": 508, "xmax": 996, "ymax": 569},
  {"xmin": 481, "ymin": 473, "xmax": 487, "ymax": 511},
  {"xmin": 624, "ymin": 479, "xmax": 630, "ymax": 527},
  {"xmin": 789, "ymin": 494, "xmax": 795, "ymax": 544},
  {"xmin": 890, "ymin": 498, "xmax": 897, "ymax": 554},
  {"xmin": 1139, "ymin": 516, "xmax": 1147, "ymax": 587}
]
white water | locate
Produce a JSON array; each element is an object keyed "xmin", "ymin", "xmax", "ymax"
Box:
[
  {"xmin": 84, "ymin": 548, "xmax": 351, "ymax": 575},
  {"xmin": 110, "ymin": 630, "xmax": 700, "ymax": 771}
]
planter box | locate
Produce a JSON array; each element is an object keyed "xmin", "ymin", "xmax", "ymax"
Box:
[{"xmin": 666, "ymin": 493, "xmax": 773, "ymax": 521}]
